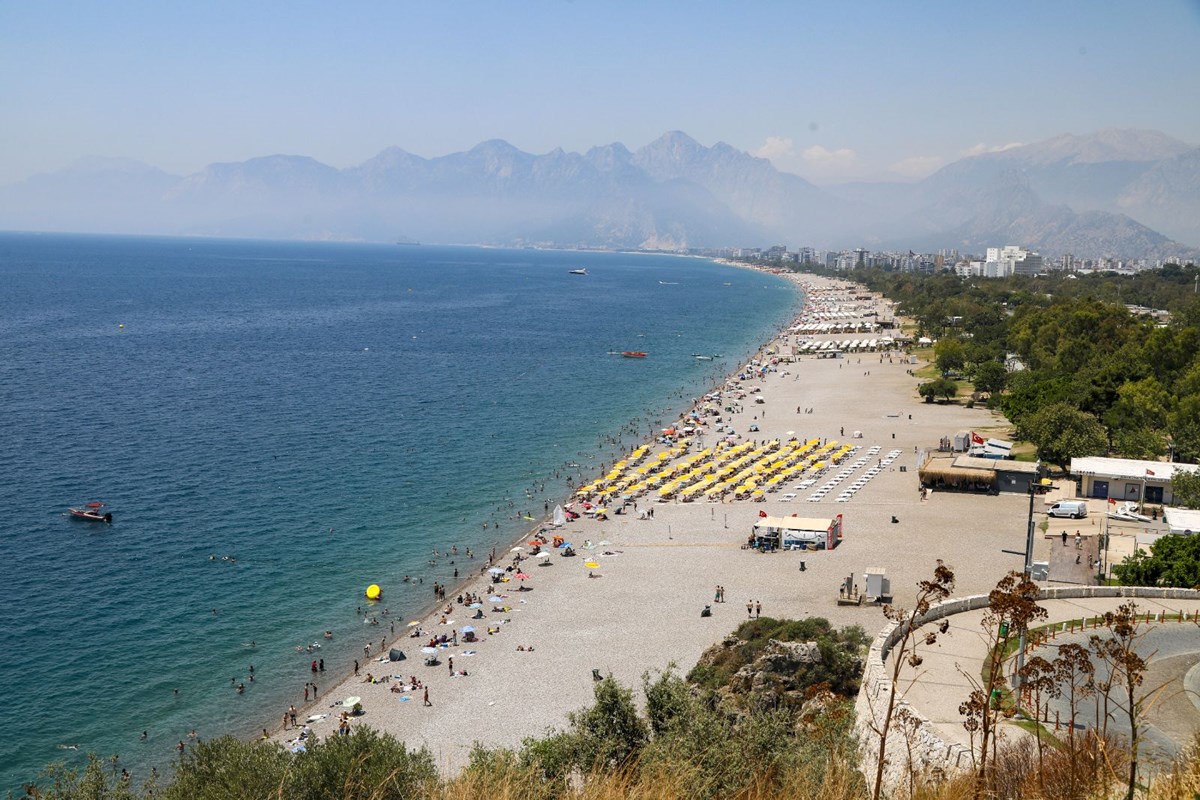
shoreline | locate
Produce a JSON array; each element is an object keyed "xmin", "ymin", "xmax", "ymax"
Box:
[
  {"xmin": 262, "ymin": 266, "xmax": 1031, "ymax": 775},
  {"xmin": 260, "ymin": 261, "xmax": 809, "ymax": 747}
]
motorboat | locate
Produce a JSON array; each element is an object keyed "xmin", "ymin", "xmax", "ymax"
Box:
[
  {"xmin": 1107, "ymin": 501, "xmax": 1152, "ymax": 523},
  {"xmin": 68, "ymin": 502, "xmax": 112, "ymax": 523},
  {"xmin": 621, "ymin": 351, "xmax": 647, "ymax": 358},
  {"xmin": 569, "ymin": 268, "xmax": 588, "ymax": 275}
]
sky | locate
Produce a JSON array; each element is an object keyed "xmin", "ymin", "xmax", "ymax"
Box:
[{"xmin": 2, "ymin": 1, "xmax": 1199, "ymax": 187}]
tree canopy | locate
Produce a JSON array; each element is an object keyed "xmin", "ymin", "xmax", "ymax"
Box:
[{"xmin": 1113, "ymin": 533, "xmax": 1200, "ymax": 588}]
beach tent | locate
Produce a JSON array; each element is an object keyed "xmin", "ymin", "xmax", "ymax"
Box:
[
  {"xmin": 552, "ymin": 505, "xmax": 567, "ymax": 526},
  {"xmin": 388, "ymin": 648, "xmax": 406, "ymax": 662}
]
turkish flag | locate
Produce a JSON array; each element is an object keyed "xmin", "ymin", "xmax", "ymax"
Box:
[
  {"xmin": 1146, "ymin": 469, "xmax": 1156, "ymax": 476},
  {"xmin": 971, "ymin": 432, "xmax": 985, "ymax": 444},
  {"xmin": 1108, "ymin": 498, "xmax": 1117, "ymax": 505}
]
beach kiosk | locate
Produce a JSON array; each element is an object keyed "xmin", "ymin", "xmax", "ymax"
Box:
[{"xmin": 752, "ymin": 514, "xmax": 843, "ymax": 551}]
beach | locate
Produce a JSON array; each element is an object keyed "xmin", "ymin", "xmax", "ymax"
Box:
[{"xmin": 272, "ymin": 271, "xmax": 1034, "ymax": 770}]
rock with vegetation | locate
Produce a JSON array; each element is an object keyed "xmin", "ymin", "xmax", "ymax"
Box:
[{"xmin": 688, "ymin": 617, "xmax": 868, "ymax": 714}]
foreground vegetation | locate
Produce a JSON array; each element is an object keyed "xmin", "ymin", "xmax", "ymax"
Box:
[
  {"xmin": 16, "ymin": 618, "xmax": 865, "ymax": 800},
  {"xmin": 19, "ymin": 594, "xmax": 1200, "ymax": 800}
]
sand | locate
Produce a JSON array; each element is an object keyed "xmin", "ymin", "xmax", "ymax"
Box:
[{"xmin": 273, "ymin": 272, "xmax": 1039, "ymax": 771}]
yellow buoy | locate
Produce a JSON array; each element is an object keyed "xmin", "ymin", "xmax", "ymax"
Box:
[
  {"xmin": 365, "ymin": 584, "xmax": 382, "ymax": 600},
  {"xmin": 118, "ymin": 324, "xmax": 125, "ymax": 328}
]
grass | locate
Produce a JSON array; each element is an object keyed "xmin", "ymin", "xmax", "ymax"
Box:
[{"xmin": 913, "ymin": 363, "xmax": 939, "ymax": 380}]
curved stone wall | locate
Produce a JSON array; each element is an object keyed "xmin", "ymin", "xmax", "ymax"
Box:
[{"xmin": 854, "ymin": 585, "xmax": 1200, "ymax": 792}]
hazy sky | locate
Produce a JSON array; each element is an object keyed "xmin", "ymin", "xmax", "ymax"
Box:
[{"xmin": 3, "ymin": 1, "xmax": 1199, "ymax": 186}]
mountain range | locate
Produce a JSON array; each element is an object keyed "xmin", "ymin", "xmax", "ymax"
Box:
[{"xmin": 1, "ymin": 129, "xmax": 1197, "ymax": 260}]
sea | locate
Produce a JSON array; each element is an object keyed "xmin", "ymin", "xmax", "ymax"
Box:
[{"xmin": 0, "ymin": 232, "xmax": 799, "ymax": 790}]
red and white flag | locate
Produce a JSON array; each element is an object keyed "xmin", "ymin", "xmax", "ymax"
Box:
[
  {"xmin": 1108, "ymin": 497, "xmax": 1118, "ymax": 505},
  {"xmin": 971, "ymin": 431, "xmax": 985, "ymax": 445},
  {"xmin": 1146, "ymin": 468, "xmax": 1156, "ymax": 476}
]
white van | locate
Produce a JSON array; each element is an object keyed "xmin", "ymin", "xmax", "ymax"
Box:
[{"xmin": 1048, "ymin": 500, "xmax": 1088, "ymax": 519}]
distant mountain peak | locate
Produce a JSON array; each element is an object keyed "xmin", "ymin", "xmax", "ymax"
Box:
[
  {"xmin": 468, "ymin": 139, "xmax": 523, "ymax": 157},
  {"xmin": 639, "ymin": 130, "xmax": 705, "ymax": 160},
  {"xmin": 3, "ymin": 127, "xmax": 1196, "ymax": 255},
  {"xmin": 972, "ymin": 128, "xmax": 1193, "ymax": 166}
]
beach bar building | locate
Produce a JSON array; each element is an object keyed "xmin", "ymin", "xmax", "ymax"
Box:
[
  {"xmin": 752, "ymin": 514, "xmax": 843, "ymax": 550},
  {"xmin": 1070, "ymin": 457, "xmax": 1199, "ymax": 504},
  {"xmin": 919, "ymin": 455, "xmax": 1041, "ymax": 493}
]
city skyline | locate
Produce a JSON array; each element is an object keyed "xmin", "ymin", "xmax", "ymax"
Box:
[{"xmin": 2, "ymin": 1, "xmax": 1199, "ymax": 186}]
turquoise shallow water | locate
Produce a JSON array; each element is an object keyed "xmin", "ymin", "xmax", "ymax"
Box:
[{"xmin": 0, "ymin": 233, "xmax": 798, "ymax": 789}]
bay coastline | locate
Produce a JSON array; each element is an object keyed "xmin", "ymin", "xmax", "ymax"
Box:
[
  {"xmin": 264, "ymin": 268, "xmax": 1032, "ymax": 774},
  {"xmin": 1, "ymin": 237, "xmax": 805, "ymax": 790}
]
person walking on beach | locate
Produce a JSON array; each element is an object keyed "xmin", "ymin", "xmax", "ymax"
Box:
[
  {"xmin": 755, "ymin": 601, "xmax": 762, "ymax": 618},
  {"xmin": 354, "ymin": 659, "xmax": 359, "ymax": 676},
  {"xmin": 746, "ymin": 600, "xmax": 753, "ymax": 618},
  {"xmin": 423, "ymin": 686, "xmax": 431, "ymax": 707},
  {"xmin": 1061, "ymin": 531, "xmax": 1068, "ymax": 547},
  {"xmin": 304, "ymin": 684, "xmax": 310, "ymax": 701},
  {"xmin": 289, "ymin": 706, "xmax": 297, "ymax": 726}
]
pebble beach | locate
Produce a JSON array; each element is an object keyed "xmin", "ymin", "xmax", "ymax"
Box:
[{"xmin": 273, "ymin": 271, "xmax": 1034, "ymax": 770}]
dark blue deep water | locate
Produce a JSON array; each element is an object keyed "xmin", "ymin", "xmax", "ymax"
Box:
[{"xmin": 0, "ymin": 233, "xmax": 797, "ymax": 789}]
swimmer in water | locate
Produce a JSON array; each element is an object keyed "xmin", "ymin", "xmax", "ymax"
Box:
[{"xmin": 57, "ymin": 744, "xmax": 81, "ymax": 750}]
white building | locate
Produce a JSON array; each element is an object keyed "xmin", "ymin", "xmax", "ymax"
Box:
[{"xmin": 1070, "ymin": 457, "xmax": 1199, "ymax": 505}]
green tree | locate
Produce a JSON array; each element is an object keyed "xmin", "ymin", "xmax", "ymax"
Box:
[
  {"xmin": 283, "ymin": 728, "xmax": 436, "ymax": 800},
  {"xmin": 1171, "ymin": 469, "xmax": 1200, "ymax": 509},
  {"xmin": 918, "ymin": 377, "xmax": 958, "ymax": 403},
  {"xmin": 1105, "ymin": 377, "xmax": 1170, "ymax": 457},
  {"xmin": 1023, "ymin": 403, "xmax": 1107, "ymax": 472},
  {"xmin": 566, "ymin": 675, "xmax": 650, "ymax": 772},
  {"xmin": 21, "ymin": 754, "xmax": 143, "ymax": 800},
  {"xmin": 934, "ymin": 337, "xmax": 967, "ymax": 374},
  {"xmin": 1171, "ymin": 402, "xmax": 1200, "ymax": 464},
  {"xmin": 1113, "ymin": 533, "xmax": 1200, "ymax": 588},
  {"xmin": 1169, "ymin": 372, "xmax": 1200, "ymax": 463},
  {"xmin": 163, "ymin": 731, "xmax": 437, "ymax": 800},
  {"xmin": 163, "ymin": 737, "xmax": 289, "ymax": 800},
  {"xmin": 1111, "ymin": 427, "xmax": 1167, "ymax": 461},
  {"xmin": 973, "ymin": 361, "xmax": 1008, "ymax": 395}
]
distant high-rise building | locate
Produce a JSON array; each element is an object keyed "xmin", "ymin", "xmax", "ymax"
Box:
[{"xmin": 1014, "ymin": 252, "xmax": 1043, "ymax": 275}]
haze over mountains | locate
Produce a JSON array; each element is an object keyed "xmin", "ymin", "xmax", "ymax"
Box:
[{"xmin": 2, "ymin": 129, "xmax": 1197, "ymax": 260}]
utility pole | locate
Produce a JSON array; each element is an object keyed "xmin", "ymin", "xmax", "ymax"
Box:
[
  {"xmin": 1098, "ymin": 512, "xmax": 1110, "ymax": 584},
  {"xmin": 1015, "ymin": 485, "xmax": 1036, "ymax": 691}
]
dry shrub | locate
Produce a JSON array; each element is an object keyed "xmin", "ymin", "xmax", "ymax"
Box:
[
  {"xmin": 431, "ymin": 746, "xmax": 864, "ymax": 800},
  {"xmin": 1146, "ymin": 734, "xmax": 1200, "ymax": 800}
]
